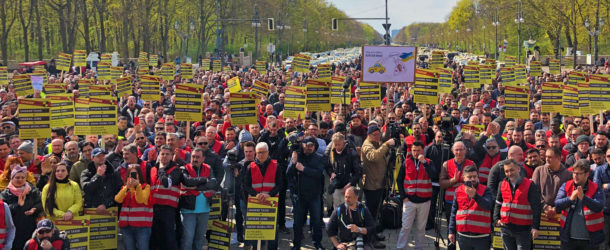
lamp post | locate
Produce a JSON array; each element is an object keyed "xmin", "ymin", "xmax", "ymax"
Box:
[
  {"xmin": 584, "ymin": 0, "xmax": 605, "ymax": 63},
  {"xmin": 175, "ymin": 21, "xmax": 195, "ymax": 60},
  {"xmin": 482, "ymin": 25, "xmax": 487, "ymax": 54},
  {"xmin": 251, "ymin": 7, "xmax": 261, "ymax": 59},
  {"xmin": 492, "ymin": 7, "xmax": 500, "ymax": 60},
  {"xmin": 455, "ymin": 29, "xmax": 459, "ymax": 50},
  {"xmin": 466, "ymin": 27, "xmax": 472, "ymax": 52},
  {"xmin": 515, "ymin": 0, "xmax": 525, "ymax": 64},
  {"xmin": 302, "ymin": 20, "xmax": 307, "ymax": 51}
]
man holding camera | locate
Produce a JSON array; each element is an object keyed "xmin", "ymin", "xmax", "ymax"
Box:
[
  {"xmin": 326, "ymin": 187, "xmax": 376, "ymax": 250},
  {"xmin": 448, "ymin": 165, "xmax": 494, "ymax": 250},
  {"xmin": 396, "ymin": 141, "xmax": 433, "ymax": 250},
  {"xmin": 326, "ymin": 133, "xmax": 362, "ymax": 210},
  {"xmin": 287, "ymin": 136, "xmax": 326, "ymax": 250}
]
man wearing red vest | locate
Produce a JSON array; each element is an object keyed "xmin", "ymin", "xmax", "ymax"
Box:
[
  {"xmin": 555, "ymin": 159, "xmax": 605, "ymax": 249},
  {"xmin": 24, "ymin": 219, "xmax": 68, "ymax": 250},
  {"xmin": 448, "ymin": 165, "xmax": 494, "ymax": 250},
  {"xmin": 180, "ymin": 148, "xmax": 218, "ymax": 250},
  {"xmin": 440, "ymin": 141, "xmax": 476, "ymax": 224},
  {"xmin": 243, "ymin": 142, "xmax": 284, "ymax": 250},
  {"xmin": 493, "ymin": 159, "xmax": 542, "ymax": 250},
  {"xmin": 396, "ymin": 141, "xmax": 433, "ymax": 250},
  {"xmin": 117, "ymin": 144, "xmax": 150, "ymax": 184}
]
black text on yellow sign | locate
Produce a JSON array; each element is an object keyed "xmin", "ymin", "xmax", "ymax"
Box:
[
  {"xmin": 358, "ymin": 82, "xmax": 381, "ymax": 108},
  {"xmin": 73, "ymin": 50, "xmax": 87, "ymax": 67},
  {"xmin": 292, "ymin": 54, "xmax": 311, "ymax": 73},
  {"xmin": 140, "ymin": 75, "xmax": 161, "ymax": 102},
  {"xmin": 284, "ymin": 86, "xmax": 307, "ymax": 119},
  {"xmin": 115, "ymin": 77, "xmax": 132, "ymax": 98},
  {"xmin": 229, "ymin": 92, "xmax": 258, "ymax": 125},
  {"xmin": 161, "ymin": 63, "xmax": 175, "ymax": 81},
  {"xmin": 251, "ymin": 80, "xmax": 269, "ymax": 97},
  {"xmin": 18, "ymin": 98, "xmax": 51, "ymax": 139},
  {"xmin": 48, "ymin": 94, "xmax": 75, "ymax": 128},
  {"xmin": 504, "ymin": 86, "xmax": 529, "ymax": 119},
  {"xmin": 13, "ymin": 74, "xmax": 33, "ymax": 97},
  {"xmin": 414, "ymin": 69, "xmax": 439, "ymax": 105},
  {"xmin": 181, "ymin": 63, "xmax": 193, "ymax": 79},
  {"xmin": 463, "ymin": 65, "xmax": 480, "ymax": 89},
  {"xmin": 245, "ymin": 197, "xmax": 278, "ymax": 241},
  {"xmin": 541, "ymin": 82, "xmax": 563, "ymax": 113},
  {"xmin": 437, "ymin": 68, "xmax": 453, "ymax": 94},
  {"xmin": 330, "ymin": 76, "xmax": 350, "ymax": 105},
  {"xmin": 56, "ymin": 52, "xmax": 72, "ymax": 72},
  {"xmin": 85, "ymin": 207, "xmax": 119, "ymax": 250},
  {"xmin": 562, "ymin": 84, "xmax": 580, "ymax": 117},
  {"xmin": 175, "ymin": 84, "xmax": 204, "ymax": 122},
  {"xmin": 317, "ymin": 64, "xmax": 332, "ymax": 81},
  {"xmin": 201, "ymin": 59, "xmax": 211, "ymax": 71},
  {"xmin": 306, "ymin": 79, "xmax": 331, "ymax": 112}
]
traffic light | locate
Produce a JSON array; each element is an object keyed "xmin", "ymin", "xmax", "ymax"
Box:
[
  {"xmin": 332, "ymin": 18, "xmax": 338, "ymax": 31},
  {"xmin": 268, "ymin": 18, "xmax": 274, "ymax": 31}
]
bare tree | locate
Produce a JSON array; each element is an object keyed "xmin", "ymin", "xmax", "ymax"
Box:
[{"xmin": 0, "ymin": 0, "xmax": 18, "ymax": 65}]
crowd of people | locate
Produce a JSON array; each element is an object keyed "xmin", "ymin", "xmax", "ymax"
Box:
[{"xmin": 0, "ymin": 52, "xmax": 606, "ymax": 250}]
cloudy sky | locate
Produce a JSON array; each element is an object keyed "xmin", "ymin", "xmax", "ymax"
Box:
[{"xmin": 330, "ymin": 0, "xmax": 459, "ymax": 35}]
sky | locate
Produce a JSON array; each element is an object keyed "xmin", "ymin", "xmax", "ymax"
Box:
[{"xmin": 329, "ymin": 0, "xmax": 460, "ymax": 35}]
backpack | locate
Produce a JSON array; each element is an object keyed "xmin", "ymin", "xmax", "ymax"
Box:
[{"xmin": 380, "ymin": 196, "xmax": 402, "ymax": 229}]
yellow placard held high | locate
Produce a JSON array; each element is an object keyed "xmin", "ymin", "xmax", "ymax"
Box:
[
  {"xmin": 227, "ymin": 77, "xmax": 242, "ymax": 93},
  {"xmin": 175, "ymin": 84, "xmax": 204, "ymax": 122},
  {"xmin": 73, "ymin": 50, "xmax": 87, "ymax": 67},
  {"xmin": 292, "ymin": 54, "xmax": 311, "ymax": 73},
  {"xmin": 18, "ymin": 98, "xmax": 51, "ymax": 139},
  {"xmin": 504, "ymin": 86, "xmax": 529, "ymax": 119},
  {"xmin": 229, "ymin": 92, "xmax": 258, "ymax": 125},
  {"xmin": 251, "ymin": 80, "xmax": 269, "ymax": 97},
  {"xmin": 306, "ymin": 79, "xmax": 331, "ymax": 112},
  {"xmin": 541, "ymin": 82, "xmax": 563, "ymax": 113},
  {"xmin": 330, "ymin": 76, "xmax": 350, "ymax": 105},
  {"xmin": 414, "ymin": 69, "xmax": 439, "ymax": 105},
  {"xmin": 56, "ymin": 52, "xmax": 72, "ymax": 72},
  {"xmin": 140, "ymin": 75, "xmax": 161, "ymax": 102},
  {"xmin": 562, "ymin": 84, "xmax": 579, "ymax": 117},
  {"xmin": 244, "ymin": 197, "xmax": 278, "ymax": 240},
  {"xmin": 317, "ymin": 64, "xmax": 332, "ymax": 81},
  {"xmin": 358, "ymin": 82, "xmax": 381, "ymax": 108},
  {"xmin": 48, "ymin": 94, "xmax": 75, "ymax": 128},
  {"xmin": 284, "ymin": 86, "xmax": 307, "ymax": 119}
]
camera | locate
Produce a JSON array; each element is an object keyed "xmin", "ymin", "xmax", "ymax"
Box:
[
  {"xmin": 440, "ymin": 116, "xmax": 456, "ymax": 144},
  {"xmin": 464, "ymin": 180, "xmax": 474, "ymax": 188},
  {"xmin": 130, "ymin": 172, "xmax": 137, "ymax": 179},
  {"xmin": 288, "ymin": 132, "xmax": 302, "ymax": 152}
]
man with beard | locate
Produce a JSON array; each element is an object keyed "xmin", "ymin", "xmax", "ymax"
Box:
[
  {"xmin": 142, "ymin": 132, "xmax": 167, "ymax": 164},
  {"xmin": 508, "ymin": 128, "xmax": 531, "ymax": 153},
  {"xmin": 591, "ymin": 133, "xmax": 608, "ymax": 153},
  {"xmin": 134, "ymin": 131, "xmax": 153, "ymax": 159},
  {"xmin": 486, "ymin": 146, "xmax": 527, "ymax": 197},
  {"xmin": 524, "ymin": 148, "xmax": 544, "ymax": 178},
  {"xmin": 423, "ymin": 131, "xmax": 452, "ymax": 229},
  {"xmin": 566, "ymin": 135, "xmax": 592, "ymax": 167},
  {"xmin": 61, "ymin": 141, "xmax": 80, "ymax": 172},
  {"xmin": 349, "ymin": 114, "xmax": 367, "ymax": 147},
  {"xmin": 405, "ymin": 123, "xmax": 426, "ymax": 153},
  {"xmin": 563, "ymin": 127, "xmax": 583, "ymax": 154},
  {"xmin": 524, "ymin": 129, "xmax": 535, "ymax": 145},
  {"xmin": 532, "ymin": 147, "xmax": 572, "ymax": 220}
]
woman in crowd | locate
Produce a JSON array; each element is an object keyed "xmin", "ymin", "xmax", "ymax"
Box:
[
  {"xmin": 0, "ymin": 165, "xmax": 42, "ymax": 249},
  {"xmin": 35, "ymin": 155, "xmax": 59, "ymax": 191},
  {"xmin": 115, "ymin": 164, "xmax": 152, "ymax": 250},
  {"xmin": 0, "ymin": 156, "xmax": 36, "ymax": 190},
  {"xmin": 41, "ymin": 162, "xmax": 82, "ymax": 220}
]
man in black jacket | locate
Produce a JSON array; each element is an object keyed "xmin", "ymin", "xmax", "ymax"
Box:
[
  {"xmin": 287, "ymin": 136, "xmax": 325, "ymax": 250},
  {"xmin": 423, "ymin": 131, "xmax": 452, "ymax": 229},
  {"xmin": 80, "ymin": 148, "xmax": 122, "ymax": 210},
  {"xmin": 325, "ymin": 133, "xmax": 362, "ymax": 210}
]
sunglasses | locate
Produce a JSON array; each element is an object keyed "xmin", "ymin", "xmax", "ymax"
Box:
[
  {"xmin": 487, "ymin": 146, "xmax": 497, "ymax": 149},
  {"xmin": 197, "ymin": 142, "xmax": 208, "ymax": 146},
  {"xmin": 38, "ymin": 229, "xmax": 51, "ymax": 234},
  {"xmin": 136, "ymin": 137, "xmax": 145, "ymax": 140},
  {"xmin": 536, "ymin": 145, "xmax": 546, "ymax": 149},
  {"xmin": 2, "ymin": 126, "xmax": 10, "ymax": 129},
  {"xmin": 155, "ymin": 127, "xmax": 164, "ymax": 130}
]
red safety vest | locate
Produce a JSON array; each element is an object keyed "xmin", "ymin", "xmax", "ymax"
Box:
[
  {"xmin": 0, "ymin": 200, "xmax": 6, "ymax": 248},
  {"xmin": 211, "ymin": 140, "xmax": 222, "ymax": 154},
  {"xmin": 118, "ymin": 183, "xmax": 154, "ymax": 228},
  {"xmin": 150, "ymin": 166, "xmax": 181, "ymax": 208},
  {"xmin": 137, "ymin": 144, "xmax": 154, "ymax": 158},
  {"xmin": 479, "ymin": 153, "xmax": 500, "ymax": 184},
  {"xmin": 500, "ymin": 178, "xmax": 533, "ymax": 226},
  {"xmin": 455, "ymin": 184, "xmax": 491, "ymax": 234},
  {"xmin": 182, "ymin": 163, "xmax": 214, "ymax": 198},
  {"xmin": 445, "ymin": 159, "xmax": 474, "ymax": 202},
  {"xmin": 250, "ymin": 160, "xmax": 277, "ymax": 194},
  {"xmin": 119, "ymin": 160, "xmax": 148, "ymax": 184},
  {"xmin": 403, "ymin": 157, "xmax": 432, "ymax": 198},
  {"xmin": 560, "ymin": 180, "xmax": 604, "ymax": 233},
  {"xmin": 26, "ymin": 238, "xmax": 63, "ymax": 250},
  {"xmin": 147, "ymin": 148, "xmax": 158, "ymax": 162},
  {"xmin": 26, "ymin": 155, "xmax": 44, "ymax": 181}
]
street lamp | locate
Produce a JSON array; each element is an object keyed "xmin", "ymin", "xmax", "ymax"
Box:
[
  {"xmin": 251, "ymin": 8, "xmax": 261, "ymax": 59},
  {"xmin": 466, "ymin": 27, "xmax": 472, "ymax": 52},
  {"xmin": 482, "ymin": 25, "xmax": 487, "ymax": 54},
  {"xmin": 584, "ymin": 16, "xmax": 605, "ymax": 63},
  {"xmin": 515, "ymin": 0, "xmax": 525, "ymax": 63},
  {"xmin": 455, "ymin": 29, "xmax": 459, "ymax": 50},
  {"xmin": 492, "ymin": 7, "xmax": 500, "ymax": 60}
]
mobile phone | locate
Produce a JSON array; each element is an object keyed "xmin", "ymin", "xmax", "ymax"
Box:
[
  {"xmin": 130, "ymin": 172, "xmax": 137, "ymax": 179},
  {"xmin": 464, "ymin": 181, "xmax": 473, "ymax": 188},
  {"xmin": 134, "ymin": 117, "xmax": 140, "ymax": 126}
]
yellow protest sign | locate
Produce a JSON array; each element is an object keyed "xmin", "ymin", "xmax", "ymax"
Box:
[
  {"xmin": 201, "ymin": 59, "xmax": 211, "ymax": 71},
  {"xmin": 414, "ymin": 69, "xmax": 439, "ymax": 105},
  {"xmin": 227, "ymin": 77, "xmax": 242, "ymax": 93},
  {"xmin": 209, "ymin": 220, "xmax": 232, "ymax": 250},
  {"xmin": 330, "ymin": 76, "xmax": 350, "ymax": 105},
  {"xmin": 514, "ymin": 64, "xmax": 526, "ymax": 83},
  {"xmin": 175, "ymin": 84, "xmax": 204, "ymax": 122},
  {"xmin": 78, "ymin": 79, "xmax": 92, "ymax": 98},
  {"xmin": 18, "ymin": 98, "xmax": 51, "ymax": 139},
  {"xmin": 85, "ymin": 207, "xmax": 118, "ymax": 250},
  {"xmin": 181, "ymin": 63, "xmax": 193, "ymax": 79},
  {"xmin": 251, "ymin": 80, "xmax": 269, "ymax": 97},
  {"xmin": 306, "ymin": 79, "xmax": 331, "ymax": 112},
  {"xmin": 53, "ymin": 216, "xmax": 90, "ymax": 250},
  {"xmin": 562, "ymin": 84, "xmax": 579, "ymax": 117},
  {"xmin": 256, "ymin": 61, "xmax": 266, "ymax": 74},
  {"xmin": 486, "ymin": 59, "xmax": 496, "ymax": 66},
  {"xmin": 149, "ymin": 54, "xmax": 158, "ymax": 67},
  {"xmin": 208, "ymin": 193, "xmax": 222, "ymax": 222},
  {"xmin": 229, "ymin": 92, "xmax": 258, "ymax": 125},
  {"xmin": 48, "ymin": 94, "xmax": 75, "ymax": 128},
  {"xmin": 463, "ymin": 65, "xmax": 479, "ymax": 89},
  {"xmin": 504, "ymin": 55, "xmax": 516, "ymax": 67},
  {"xmin": 223, "ymin": 66, "xmax": 231, "ymax": 73},
  {"xmin": 0, "ymin": 66, "xmax": 7, "ymax": 86},
  {"xmin": 140, "ymin": 75, "xmax": 160, "ymax": 101},
  {"xmin": 110, "ymin": 66, "xmax": 123, "ymax": 81},
  {"xmin": 73, "ymin": 50, "xmax": 87, "ymax": 67},
  {"xmin": 548, "ymin": 59, "xmax": 561, "ymax": 75},
  {"xmin": 500, "ymin": 67, "xmax": 515, "ymax": 87},
  {"xmin": 533, "ymin": 215, "xmax": 561, "ymax": 249},
  {"xmin": 504, "ymin": 86, "xmax": 529, "ymax": 119},
  {"xmin": 88, "ymin": 97, "xmax": 118, "ymax": 135},
  {"xmin": 43, "ymin": 84, "xmax": 66, "ymax": 95},
  {"xmin": 13, "ymin": 74, "xmax": 33, "ymax": 97},
  {"xmin": 89, "ymin": 85, "xmax": 112, "ymax": 98},
  {"xmin": 529, "ymin": 61, "xmax": 542, "ymax": 76},
  {"xmin": 161, "ymin": 63, "xmax": 175, "ymax": 81},
  {"xmin": 541, "ymin": 82, "xmax": 563, "ymax": 113},
  {"xmin": 97, "ymin": 62, "xmax": 111, "ymax": 81},
  {"xmin": 212, "ymin": 60, "xmax": 221, "ymax": 72},
  {"xmin": 292, "ymin": 54, "xmax": 311, "ymax": 73},
  {"xmin": 115, "ymin": 77, "xmax": 132, "ymax": 98},
  {"xmin": 245, "ymin": 197, "xmax": 278, "ymax": 240},
  {"xmin": 138, "ymin": 51, "xmax": 148, "ymax": 68},
  {"xmin": 578, "ymin": 82, "xmax": 592, "ymax": 115},
  {"xmin": 100, "ymin": 53, "xmax": 112, "ymax": 64},
  {"xmin": 74, "ymin": 98, "xmax": 91, "ymax": 135},
  {"xmin": 284, "ymin": 86, "xmax": 307, "ymax": 119},
  {"xmin": 461, "ymin": 124, "xmax": 485, "ymax": 137},
  {"xmin": 430, "ymin": 51, "xmax": 445, "ymax": 69},
  {"xmin": 437, "ymin": 68, "xmax": 453, "ymax": 94},
  {"xmin": 137, "ymin": 67, "xmax": 148, "ymax": 76},
  {"xmin": 56, "ymin": 52, "xmax": 72, "ymax": 72},
  {"xmin": 478, "ymin": 64, "xmax": 492, "ymax": 86},
  {"xmin": 359, "ymin": 82, "xmax": 381, "ymax": 108},
  {"xmin": 589, "ymin": 74, "xmax": 610, "ymax": 112},
  {"xmin": 317, "ymin": 64, "xmax": 331, "ymax": 81}
]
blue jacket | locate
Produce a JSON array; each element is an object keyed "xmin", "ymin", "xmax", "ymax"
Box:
[
  {"xmin": 593, "ymin": 163, "xmax": 610, "ymax": 214},
  {"xmin": 555, "ymin": 180, "xmax": 605, "ymax": 246}
]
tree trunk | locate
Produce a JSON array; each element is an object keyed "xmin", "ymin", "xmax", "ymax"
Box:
[
  {"xmin": 33, "ymin": 0, "xmax": 42, "ymax": 60},
  {"xmin": 18, "ymin": 0, "xmax": 32, "ymax": 61},
  {"xmin": 81, "ymin": 0, "xmax": 91, "ymax": 52},
  {"xmin": 0, "ymin": 0, "xmax": 18, "ymax": 65}
]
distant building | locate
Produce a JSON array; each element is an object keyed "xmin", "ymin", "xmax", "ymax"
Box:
[{"xmin": 391, "ymin": 29, "xmax": 399, "ymax": 38}]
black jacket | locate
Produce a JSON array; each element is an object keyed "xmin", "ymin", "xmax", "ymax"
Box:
[
  {"xmin": 23, "ymin": 229, "xmax": 70, "ymax": 250},
  {"xmin": 326, "ymin": 202, "xmax": 376, "ymax": 244},
  {"xmin": 204, "ymin": 149, "xmax": 224, "ymax": 186},
  {"xmin": 325, "ymin": 143, "xmax": 362, "ymax": 191},
  {"xmin": 80, "ymin": 160, "xmax": 123, "ymax": 208},
  {"xmin": 1, "ymin": 183, "xmax": 43, "ymax": 250},
  {"xmin": 423, "ymin": 141, "xmax": 452, "ymax": 183},
  {"xmin": 287, "ymin": 149, "xmax": 325, "ymax": 201},
  {"xmin": 257, "ymin": 132, "xmax": 289, "ymax": 168}
]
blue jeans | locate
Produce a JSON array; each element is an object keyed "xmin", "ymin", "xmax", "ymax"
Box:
[
  {"xmin": 121, "ymin": 226, "xmax": 151, "ymax": 250},
  {"xmin": 293, "ymin": 196, "xmax": 323, "ymax": 247},
  {"xmin": 180, "ymin": 212, "xmax": 210, "ymax": 250}
]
